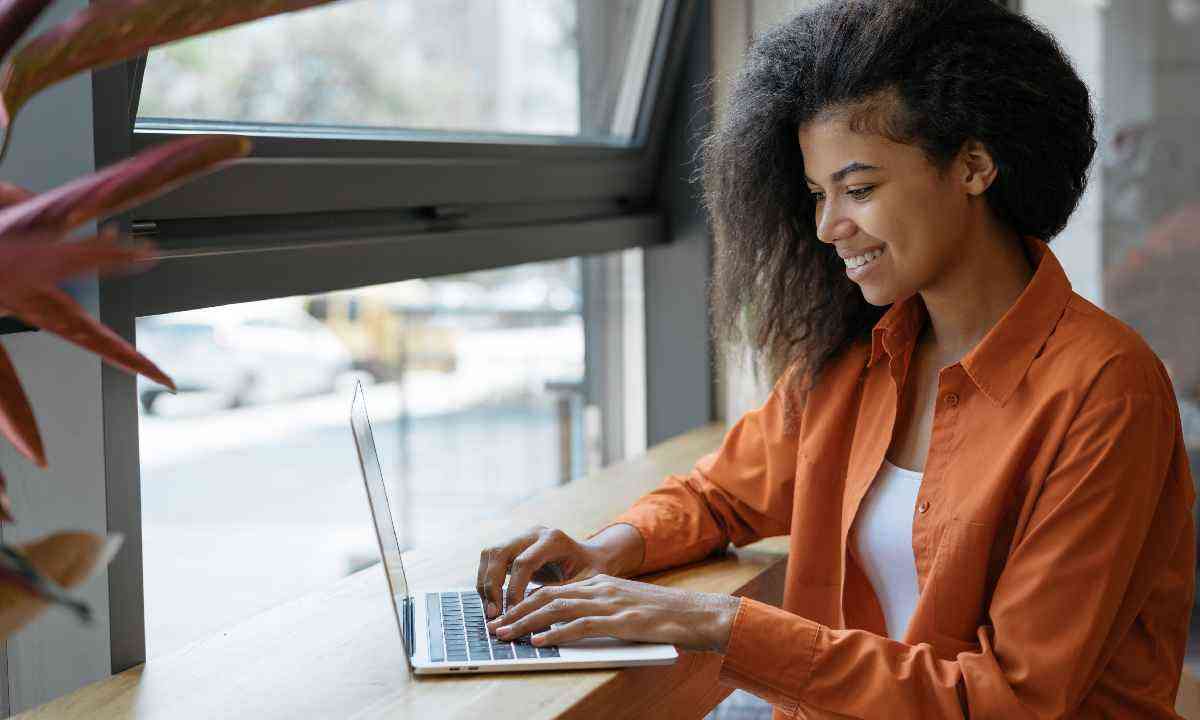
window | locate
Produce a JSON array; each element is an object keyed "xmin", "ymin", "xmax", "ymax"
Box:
[
  {"xmin": 88, "ymin": 0, "xmax": 707, "ymax": 678},
  {"xmin": 137, "ymin": 251, "xmax": 645, "ymax": 658},
  {"xmin": 138, "ymin": 0, "xmax": 666, "ymax": 146},
  {"xmin": 1020, "ymin": 0, "xmax": 1200, "ymax": 661}
]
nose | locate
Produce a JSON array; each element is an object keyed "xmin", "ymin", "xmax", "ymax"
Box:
[{"xmin": 815, "ymin": 198, "xmax": 856, "ymax": 245}]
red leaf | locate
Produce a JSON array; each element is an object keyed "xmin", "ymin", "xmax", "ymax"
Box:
[
  {"xmin": 0, "ymin": 468, "xmax": 12, "ymax": 522},
  {"xmin": 0, "ymin": 531, "xmax": 112, "ymax": 638},
  {"xmin": 0, "ymin": 0, "xmax": 340, "ymax": 144},
  {"xmin": 0, "ymin": 231, "xmax": 157, "ymax": 290},
  {"xmin": 0, "ymin": 134, "xmax": 250, "ymax": 236},
  {"xmin": 0, "ymin": 343, "xmax": 44, "ymax": 468},
  {"xmin": 0, "ymin": 180, "xmax": 30, "ymax": 208},
  {"xmin": 0, "ymin": 1, "xmax": 53, "ymax": 65},
  {"xmin": 2, "ymin": 285, "xmax": 175, "ymax": 391}
]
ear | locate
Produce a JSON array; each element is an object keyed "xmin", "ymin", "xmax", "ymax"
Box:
[{"xmin": 957, "ymin": 139, "xmax": 999, "ymax": 196}]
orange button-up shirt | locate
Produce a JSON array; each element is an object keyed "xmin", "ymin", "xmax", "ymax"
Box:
[{"xmin": 604, "ymin": 236, "xmax": 1196, "ymax": 718}]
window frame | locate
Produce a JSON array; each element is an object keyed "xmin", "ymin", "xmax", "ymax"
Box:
[
  {"xmin": 126, "ymin": 0, "xmax": 683, "ymax": 222},
  {"xmin": 93, "ymin": 0, "xmax": 712, "ymax": 674}
]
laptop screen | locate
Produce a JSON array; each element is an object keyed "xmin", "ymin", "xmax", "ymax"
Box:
[{"xmin": 350, "ymin": 382, "xmax": 413, "ymax": 662}]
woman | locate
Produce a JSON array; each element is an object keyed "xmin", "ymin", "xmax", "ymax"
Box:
[{"xmin": 476, "ymin": 1, "xmax": 1196, "ymax": 716}]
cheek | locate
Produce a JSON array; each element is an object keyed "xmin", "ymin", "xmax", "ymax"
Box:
[
  {"xmin": 850, "ymin": 201, "xmax": 943, "ymax": 286},
  {"xmin": 850, "ymin": 200, "xmax": 914, "ymax": 258}
]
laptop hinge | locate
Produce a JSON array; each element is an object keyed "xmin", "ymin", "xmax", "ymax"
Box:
[{"xmin": 404, "ymin": 595, "xmax": 415, "ymax": 658}]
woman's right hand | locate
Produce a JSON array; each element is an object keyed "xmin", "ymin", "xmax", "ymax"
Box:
[{"xmin": 476, "ymin": 523, "xmax": 644, "ymax": 619}]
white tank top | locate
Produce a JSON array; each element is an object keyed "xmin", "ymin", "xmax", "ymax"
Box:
[{"xmin": 851, "ymin": 458, "xmax": 924, "ymax": 640}]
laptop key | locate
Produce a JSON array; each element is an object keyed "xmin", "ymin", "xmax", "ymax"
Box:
[
  {"xmin": 514, "ymin": 643, "xmax": 538, "ymax": 659},
  {"xmin": 492, "ymin": 647, "xmax": 514, "ymax": 660},
  {"xmin": 536, "ymin": 646, "xmax": 560, "ymax": 658},
  {"xmin": 425, "ymin": 593, "xmax": 445, "ymax": 663}
]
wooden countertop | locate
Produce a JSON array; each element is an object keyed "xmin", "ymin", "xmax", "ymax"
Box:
[{"xmin": 17, "ymin": 423, "xmax": 790, "ymax": 720}]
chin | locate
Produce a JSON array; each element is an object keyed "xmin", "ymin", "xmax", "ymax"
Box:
[{"xmin": 858, "ymin": 285, "xmax": 898, "ymax": 307}]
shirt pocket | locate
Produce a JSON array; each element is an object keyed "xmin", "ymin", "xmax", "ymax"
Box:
[{"xmin": 932, "ymin": 517, "xmax": 996, "ymax": 642}]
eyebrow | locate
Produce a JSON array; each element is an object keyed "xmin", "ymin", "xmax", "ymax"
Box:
[{"xmin": 806, "ymin": 162, "xmax": 882, "ymax": 186}]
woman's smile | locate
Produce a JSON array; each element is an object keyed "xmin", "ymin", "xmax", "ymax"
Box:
[{"xmin": 844, "ymin": 245, "xmax": 887, "ymax": 281}]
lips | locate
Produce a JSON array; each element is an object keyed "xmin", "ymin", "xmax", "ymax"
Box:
[
  {"xmin": 844, "ymin": 245, "xmax": 886, "ymax": 279},
  {"xmin": 838, "ymin": 245, "xmax": 884, "ymax": 259}
]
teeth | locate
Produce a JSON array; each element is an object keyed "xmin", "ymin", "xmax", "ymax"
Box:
[{"xmin": 845, "ymin": 248, "xmax": 884, "ymax": 269}]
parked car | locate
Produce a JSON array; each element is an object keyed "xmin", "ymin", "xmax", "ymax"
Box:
[{"xmin": 137, "ymin": 302, "xmax": 355, "ymax": 415}]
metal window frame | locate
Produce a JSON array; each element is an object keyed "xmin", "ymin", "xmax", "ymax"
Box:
[
  {"xmin": 94, "ymin": 0, "xmax": 710, "ymax": 674},
  {"xmin": 126, "ymin": 0, "xmax": 682, "ymax": 222}
]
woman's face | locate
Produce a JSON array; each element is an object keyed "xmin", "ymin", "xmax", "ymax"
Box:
[{"xmin": 798, "ymin": 117, "xmax": 976, "ymax": 307}]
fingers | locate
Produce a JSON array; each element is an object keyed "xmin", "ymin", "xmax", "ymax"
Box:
[
  {"xmin": 488, "ymin": 574, "xmax": 604, "ymax": 633},
  {"xmin": 503, "ymin": 540, "xmax": 542, "ymax": 612},
  {"xmin": 488, "ymin": 583, "xmax": 563, "ymax": 635},
  {"xmin": 476, "ymin": 532, "xmax": 536, "ymax": 619},
  {"xmin": 475, "ymin": 549, "xmax": 493, "ymax": 613},
  {"xmin": 493, "ymin": 596, "xmax": 611, "ymax": 642},
  {"xmin": 531, "ymin": 615, "xmax": 618, "ymax": 646},
  {"xmin": 505, "ymin": 528, "xmax": 570, "ymax": 610}
]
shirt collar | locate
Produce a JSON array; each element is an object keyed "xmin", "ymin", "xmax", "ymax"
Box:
[{"xmin": 867, "ymin": 236, "xmax": 1073, "ymax": 407}]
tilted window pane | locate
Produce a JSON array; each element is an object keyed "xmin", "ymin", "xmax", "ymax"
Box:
[{"xmin": 137, "ymin": 0, "xmax": 665, "ymax": 145}]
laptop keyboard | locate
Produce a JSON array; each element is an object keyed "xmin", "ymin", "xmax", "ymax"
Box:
[{"xmin": 428, "ymin": 590, "xmax": 560, "ymax": 663}]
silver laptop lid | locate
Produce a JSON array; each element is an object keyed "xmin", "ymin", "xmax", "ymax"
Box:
[{"xmin": 350, "ymin": 382, "xmax": 414, "ymax": 667}]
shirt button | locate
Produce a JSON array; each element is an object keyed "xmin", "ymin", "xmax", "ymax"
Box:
[
  {"xmin": 944, "ymin": 393, "xmax": 959, "ymax": 407},
  {"xmin": 918, "ymin": 500, "xmax": 930, "ymax": 514}
]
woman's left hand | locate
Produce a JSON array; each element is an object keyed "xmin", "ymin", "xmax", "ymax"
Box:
[{"xmin": 485, "ymin": 574, "xmax": 741, "ymax": 653}]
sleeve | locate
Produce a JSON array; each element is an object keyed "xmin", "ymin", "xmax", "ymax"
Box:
[
  {"xmin": 588, "ymin": 372, "xmax": 801, "ymax": 576},
  {"xmin": 716, "ymin": 393, "xmax": 1193, "ymax": 719}
]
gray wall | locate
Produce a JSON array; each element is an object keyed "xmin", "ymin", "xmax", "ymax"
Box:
[
  {"xmin": 645, "ymin": 0, "xmax": 714, "ymax": 446},
  {"xmin": 0, "ymin": 0, "xmax": 113, "ymax": 713}
]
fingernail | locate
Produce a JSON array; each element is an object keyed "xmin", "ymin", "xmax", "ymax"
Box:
[
  {"xmin": 487, "ymin": 602, "xmax": 497, "ymax": 617},
  {"xmin": 531, "ymin": 634, "xmax": 544, "ymax": 646},
  {"xmin": 497, "ymin": 627, "xmax": 510, "ymax": 638}
]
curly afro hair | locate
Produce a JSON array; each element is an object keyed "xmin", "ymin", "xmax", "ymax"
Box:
[{"xmin": 703, "ymin": 0, "xmax": 1096, "ymax": 409}]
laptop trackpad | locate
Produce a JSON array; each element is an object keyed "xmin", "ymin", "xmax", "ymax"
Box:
[
  {"xmin": 558, "ymin": 636, "xmax": 629, "ymax": 649},
  {"xmin": 554, "ymin": 628, "xmax": 677, "ymax": 661}
]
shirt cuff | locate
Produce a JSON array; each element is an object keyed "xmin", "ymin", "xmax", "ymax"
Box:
[
  {"xmin": 589, "ymin": 502, "xmax": 686, "ymax": 576},
  {"xmin": 717, "ymin": 597, "xmax": 822, "ymax": 715}
]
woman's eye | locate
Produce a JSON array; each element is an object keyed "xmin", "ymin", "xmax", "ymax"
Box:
[{"xmin": 847, "ymin": 186, "xmax": 874, "ymax": 200}]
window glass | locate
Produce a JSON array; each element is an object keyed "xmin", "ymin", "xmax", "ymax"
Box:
[
  {"xmin": 1022, "ymin": 0, "xmax": 1200, "ymax": 662},
  {"xmin": 136, "ymin": 0, "xmax": 666, "ymax": 145},
  {"xmin": 138, "ymin": 252, "xmax": 644, "ymax": 658}
]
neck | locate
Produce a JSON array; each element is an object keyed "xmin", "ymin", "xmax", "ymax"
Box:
[{"xmin": 917, "ymin": 221, "xmax": 1035, "ymax": 363}]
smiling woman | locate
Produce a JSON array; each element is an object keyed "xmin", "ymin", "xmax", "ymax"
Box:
[{"xmin": 475, "ymin": 1, "xmax": 1196, "ymax": 718}]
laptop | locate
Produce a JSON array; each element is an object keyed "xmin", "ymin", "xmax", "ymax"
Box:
[{"xmin": 349, "ymin": 382, "xmax": 679, "ymax": 674}]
